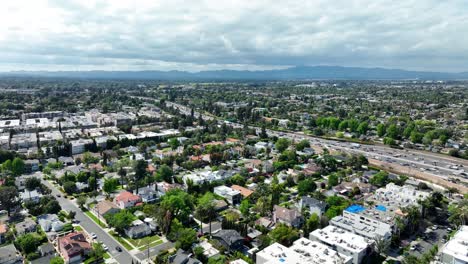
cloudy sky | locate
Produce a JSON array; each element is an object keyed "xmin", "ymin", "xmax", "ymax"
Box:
[{"xmin": 1, "ymin": 0, "xmax": 467, "ymax": 72}]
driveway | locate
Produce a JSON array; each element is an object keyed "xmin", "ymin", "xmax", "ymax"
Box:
[{"xmin": 38, "ymin": 172, "xmax": 139, "ymax": 264}]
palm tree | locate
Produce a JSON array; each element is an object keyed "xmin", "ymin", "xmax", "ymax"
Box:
[{"xmin": 448, "ymin": 199, "xmax": 468, "ymax": 226}]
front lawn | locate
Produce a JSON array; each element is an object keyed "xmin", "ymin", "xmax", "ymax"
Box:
[
  {"xmin": 74, "ymin": 225, "xmax": 83, "ymax": 231},
  {"xmin": 127, "ymin": 234, "xmax": 163, "ymax": 250}
]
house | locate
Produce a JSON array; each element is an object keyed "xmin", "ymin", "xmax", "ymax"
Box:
[
  {"xmin": 273, "ymin": 205, "xmax": 304, "ymax": 228},
  {"xmin": 38, "ymin": 242, "xmax": 56, "ymax": 257},
  {"xmin": 211, "ymin": 229, "xmax": 244, "ymax": 252},
  {"xmin": 299, "ymin": 196, "xmax": 327, "ymax": 217},
  {"xmin": 231, "ymin": 185, "xmax": 253, "ymax": 198},
  {"xmin": 114, "ymin": 191, "xmax": 142, "ymax": 209},
  {"xmin": 0, "ymin": 224, "xmax": 8, "ymax": 244},
  {"xmin": 125, "ymin": 223, "xmax": 152, "ymax": 239},
  {"xmin": 214, "ymin": 200, "xmax": 229, "ymax": 212},
  {"xmin": 58, "ymin": 156, "xmax": 75, "ymax": 166},
  {"xmin": 15, "ymin": 218, "xmax": 37, "ymax": 235},
  {"xmin": 169, "ymin": 249, "xmax": 202, "ymax": 264},
  {"xmin": 20, "ymin": 189, "xmax": 43, "ymax": 203},
  {"xmin": 0, "ymin": 244, "xmax": 23, "ymax": 264},
  {"xmin": 57, "ymin": 232, "xmax": 92, "ymax": 264},
  {"xmin": 38, "ymin": 214, "xmax": 65, "ymax": 232},
  {"xmin": 93, "ymin": 200, "xmax": 120, "ymax": 219},
  {"xmin": 24, "ymin": 159, "xmax": 40, "ymax": 173},
  {"xmin": 136, "ymin": 185, "xmax": 159, "ymax": 203},
  {"xmin": 15, "ymin": 174, "xmax": 37, "ymax": 191},
  {"xmin": 213, "ymin": 186, "xmax": 241, "ymax": 205}
]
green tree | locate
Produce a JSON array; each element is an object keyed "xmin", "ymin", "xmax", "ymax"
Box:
[
  {"xmin": 90, "ymin": 242, "xmax": 105, "ymax": 260},
  {"xmin": 376, "ymin": 123, "xmax": 386, "ymax": 137},
  {"xmin": 327, "ymin": 173, "xmax": 339, "ymax": 187},
  {"xmin": 169, "ymin": 138, "xmax": 180, "ymax": 150},
  {"xmin": 0, "ymin": 186, "xmax": 20, "ymax": 216},
  {"xmin": 105, "ymin": 210, "xmax": 135, "ymax": 234},
  {"xmin": 11, "ymin": 157, "xmax": 25, "ymax": 176},
  {"xmin": 297, "ymin": 179, "xmax": 317, "ymax": 195},
  {"xmin": 195, "ymin": 192, "xmax": 216, "ymax": 237},
  {"xmin": 269, "ymin": 224, "xmax": 299, "ymax": 246},
  {"xmin": 386, "ymin": 124, "xmax": 399, "ymax": 139},
  {"xmin": 103, "ymin": 178, "xmax": 119, "ymax": 196},
  {"xmin": 160, "ymin": 189, "xmax": 194, "ymax": 227},
  {"xmin": 357, "ymin": 121, "xmax": 368, "ymax": 135},
  {"xmin": 369, "ymin": 171, "xmax": 389, "ymax": 187},
  {"xmin": 296, "ymin": 139, "xmax": 310, "ymax": 151},
  {"xmin": 25, "ymin": 177, "xmax": 41, "ymax": 199},
  {"xmin": 410, "ymin": 131, "xmax": 423, "ymax": 143},
  {"xmin": 275, "ymin": 138, "xmax": 290, "ymax": 152},
  {"xmin": 16, "ymin": 233, "xmax": 40, "ymax": 254},
  {"xmin": 63, "ymin": 181, "xmax": 77, "ymax": 194},
  {"xmin": 239, "ymin": 199, "xmax": 250, "ymax": 217},
  {"xmin": 175, "ymin": 227, "xmax": 197, "ymax": 250},
  {"xmin": 157, "ymin": 164, "xmax": 173, "ymax": 183},
  {"xmin": 304, "ymin": 213, "xmax": 320, "ymax": 234},
  {"xmin": 133, "ymin": 159, "xmax": 148, "ymax": 194},
  {"xmin": 77, "ymin": 195, "xmax": 87, "ymax": 209},
  {"xmin": 448, "ymin": 198, "xmax": 468, "ymax": 226}
]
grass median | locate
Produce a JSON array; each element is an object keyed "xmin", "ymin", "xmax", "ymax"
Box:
[
  {"xmin": 83, "ymin": 210, "xmax": 107, "ymax": 228},
  {"xmin": 108, "ymin": 230, "xmax": 133, "ymax": 251}
]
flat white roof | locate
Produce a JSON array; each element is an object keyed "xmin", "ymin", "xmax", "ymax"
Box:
[
  {"xmin": 310, "ymin": 225, "xmax": 370, "ymax": 253},
  {"xmin": 257, "ymin": 238, "xmax": 351, "ymax": 264},
  {"xmin": 0, "ymin": 119, "xmax": 20, "ymax": 127},
  {"xmin": 442, "ymin": 225, "xmax": 468, "ymax": 263}
]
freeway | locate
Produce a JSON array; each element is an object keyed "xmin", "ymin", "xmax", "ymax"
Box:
[
  {"xmin": 164, "ymin": 100, "xmax": 468, "ymax": 191},
  {"xmin": 37, "ymin": 172, "xmax": 137, "ymax": 264}
]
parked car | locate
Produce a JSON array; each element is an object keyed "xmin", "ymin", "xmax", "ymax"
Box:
[
  {"xmin": 115, "ymin": 246, "xmax": 122, "ymax": 252},
  {"xmin": 91, "ymin": 233, "xmax": 97, "ymax": 239}
]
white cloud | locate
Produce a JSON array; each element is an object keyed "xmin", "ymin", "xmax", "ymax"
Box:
[{"xmin": 0, "ymin": 0, "xmax": 467, "ymax": 72}]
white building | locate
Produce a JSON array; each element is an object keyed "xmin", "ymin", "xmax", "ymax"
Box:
[
  {"xmin": 256, "ymin": 237, "xmax": 352, "ymax": 264},
  {"xmin": 310, "ymin": 225, "xmax": 371, "ymax": 264},
  {"xmin": 70, "ymin": 138, "xmax": 93, "ymax": 155},
  {"xmin": 371, "ymin": 183, "xmax": 430, "ymax": 209},
  {"xmin": 329, "ymin": 204, "xmax": 393, "ymax": 242},
  {"xmin": 441, "ymin": 225, "xmax": 468, "ymax": 264},
  {"xmin": 213, "ymin": 186, "xmax": 241, "ymax": 205}
]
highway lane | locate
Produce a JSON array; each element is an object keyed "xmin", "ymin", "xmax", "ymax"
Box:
[
  {"xmin": 164, "ymin": 100, "xmax": 468, "ymax": 187},
  {"xmin": 37, "ymin": 172, "xmax": 138, "ymax": 264}
]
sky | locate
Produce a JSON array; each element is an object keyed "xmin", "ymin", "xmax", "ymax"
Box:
[{"xmin": 1, "ymin": 0, "xmax": 467, "ymax": 72}]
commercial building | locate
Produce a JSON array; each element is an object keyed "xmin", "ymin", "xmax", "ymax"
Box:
[
  {"xmin": 256, "ymin": 237, "xmax": 352, "ymax": 264},
  {"xmin": 440, "ymin": 225, "xmax": 468, "ymax": 264},
  {"xmin": 310, "ymin": 225, "xmax": 371, "ymax": 264},
  {"xmin": 329, "ymin": 204, "xmax": 393, "ymax": 242},
  {"xmin": 70, "ymin": 138, "xmax": 93, "ymax": 155}
]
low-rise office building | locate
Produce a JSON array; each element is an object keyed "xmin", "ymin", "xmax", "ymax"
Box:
[{"xmin": 310, "ymin": 225, "xmax": 371, "ymax": 264}]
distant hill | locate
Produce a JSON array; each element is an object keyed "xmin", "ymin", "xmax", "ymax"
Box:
[{"xmin": 2, "ymin": 66, "xmax": 468, "ymax": 80}]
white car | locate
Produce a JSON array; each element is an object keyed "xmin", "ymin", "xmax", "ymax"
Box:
[
  {"xmin": 102, "ymin": 244, "xmax": 109, "ymax": 251},
  {"xmin": 91, "ymin": 233, "xmax": 97, "ymax": 239}
]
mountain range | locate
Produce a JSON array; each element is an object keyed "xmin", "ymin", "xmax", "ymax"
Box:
[{"xmin": 2, "ymin": 66, "xmax": 468, "ymax": 80}]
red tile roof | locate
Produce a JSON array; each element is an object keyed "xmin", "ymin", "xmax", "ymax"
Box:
[
  {"xmin": 115, "ymin": 191, "xmax": 141, "ymax": 203},
  {"xmin": 231, "ymin": 185, "xmax": 253, "ymax": 197}
]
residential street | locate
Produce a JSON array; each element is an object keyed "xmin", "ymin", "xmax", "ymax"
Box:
[{"xmin": 38, "ymin": 172, "xmax": 138, "ymax": 264}]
